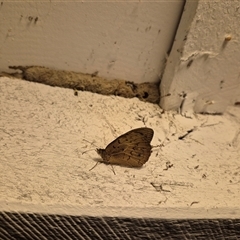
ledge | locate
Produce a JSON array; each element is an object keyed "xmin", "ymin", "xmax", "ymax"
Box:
[{"xmin": 1, "ymin": 76, "xmax": 240, "ymax": 237}]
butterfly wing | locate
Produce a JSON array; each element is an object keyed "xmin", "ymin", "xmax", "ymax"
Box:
[
  {"xmin": 109, "ymin": 142, "xmax": 152, "ymax": 167},
  {"xmin": 102, "ymin": 127, "xmax": 154, "ymax": 167}
]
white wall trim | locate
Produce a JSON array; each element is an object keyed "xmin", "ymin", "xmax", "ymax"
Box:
[{"xmin": 160, "ymin": 0, "xmax": 240, "ymax": 114}]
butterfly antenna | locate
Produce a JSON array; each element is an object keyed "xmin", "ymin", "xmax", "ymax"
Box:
[
  {"xmin": 89, "ymin": 162, "xmax": 100, "ymax": 171},
  {"xmin": 82, "ymin": 148, "xmax": 96, "ymax": 155}
]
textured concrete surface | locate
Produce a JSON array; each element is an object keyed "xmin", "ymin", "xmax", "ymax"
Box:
[{"xmin": 1, "ymin": 76, "xmax": 240, "ymax": 218}]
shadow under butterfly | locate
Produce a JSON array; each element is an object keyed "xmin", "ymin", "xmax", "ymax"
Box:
[{"xmin": 95, "ymin": 127, "xmax": 154, "ymax": 169}]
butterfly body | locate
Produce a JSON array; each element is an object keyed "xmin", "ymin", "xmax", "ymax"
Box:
[{"xmin": 96, "ymin": 127, "xmax": 154, "ymax": 167}]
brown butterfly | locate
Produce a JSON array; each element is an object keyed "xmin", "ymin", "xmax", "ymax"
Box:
[{"xmin": 96, "ymin": 127, "xmax": 154, "ymax": 168}]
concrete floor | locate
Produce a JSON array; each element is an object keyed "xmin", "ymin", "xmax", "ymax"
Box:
[{"xmin": 0, "ymin": 76, "xmax": 240, "ymax": 218}]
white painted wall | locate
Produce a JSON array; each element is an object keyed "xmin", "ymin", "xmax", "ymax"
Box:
[
  {"xmin": 0, "ymin": 1, "xmax": 184, "ymax": 83},
  {"xmin": 1, "ymin": 1, "xmax": 239, "ymax": 114},
  {"xmin": 160, "ymin": 1, "xmax": 240, "ymax": 114}
]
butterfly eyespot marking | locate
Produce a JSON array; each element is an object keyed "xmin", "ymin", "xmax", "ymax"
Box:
[{"xmin": 96, "ymin": 127, "xmax": 154, "ymax": 168}]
